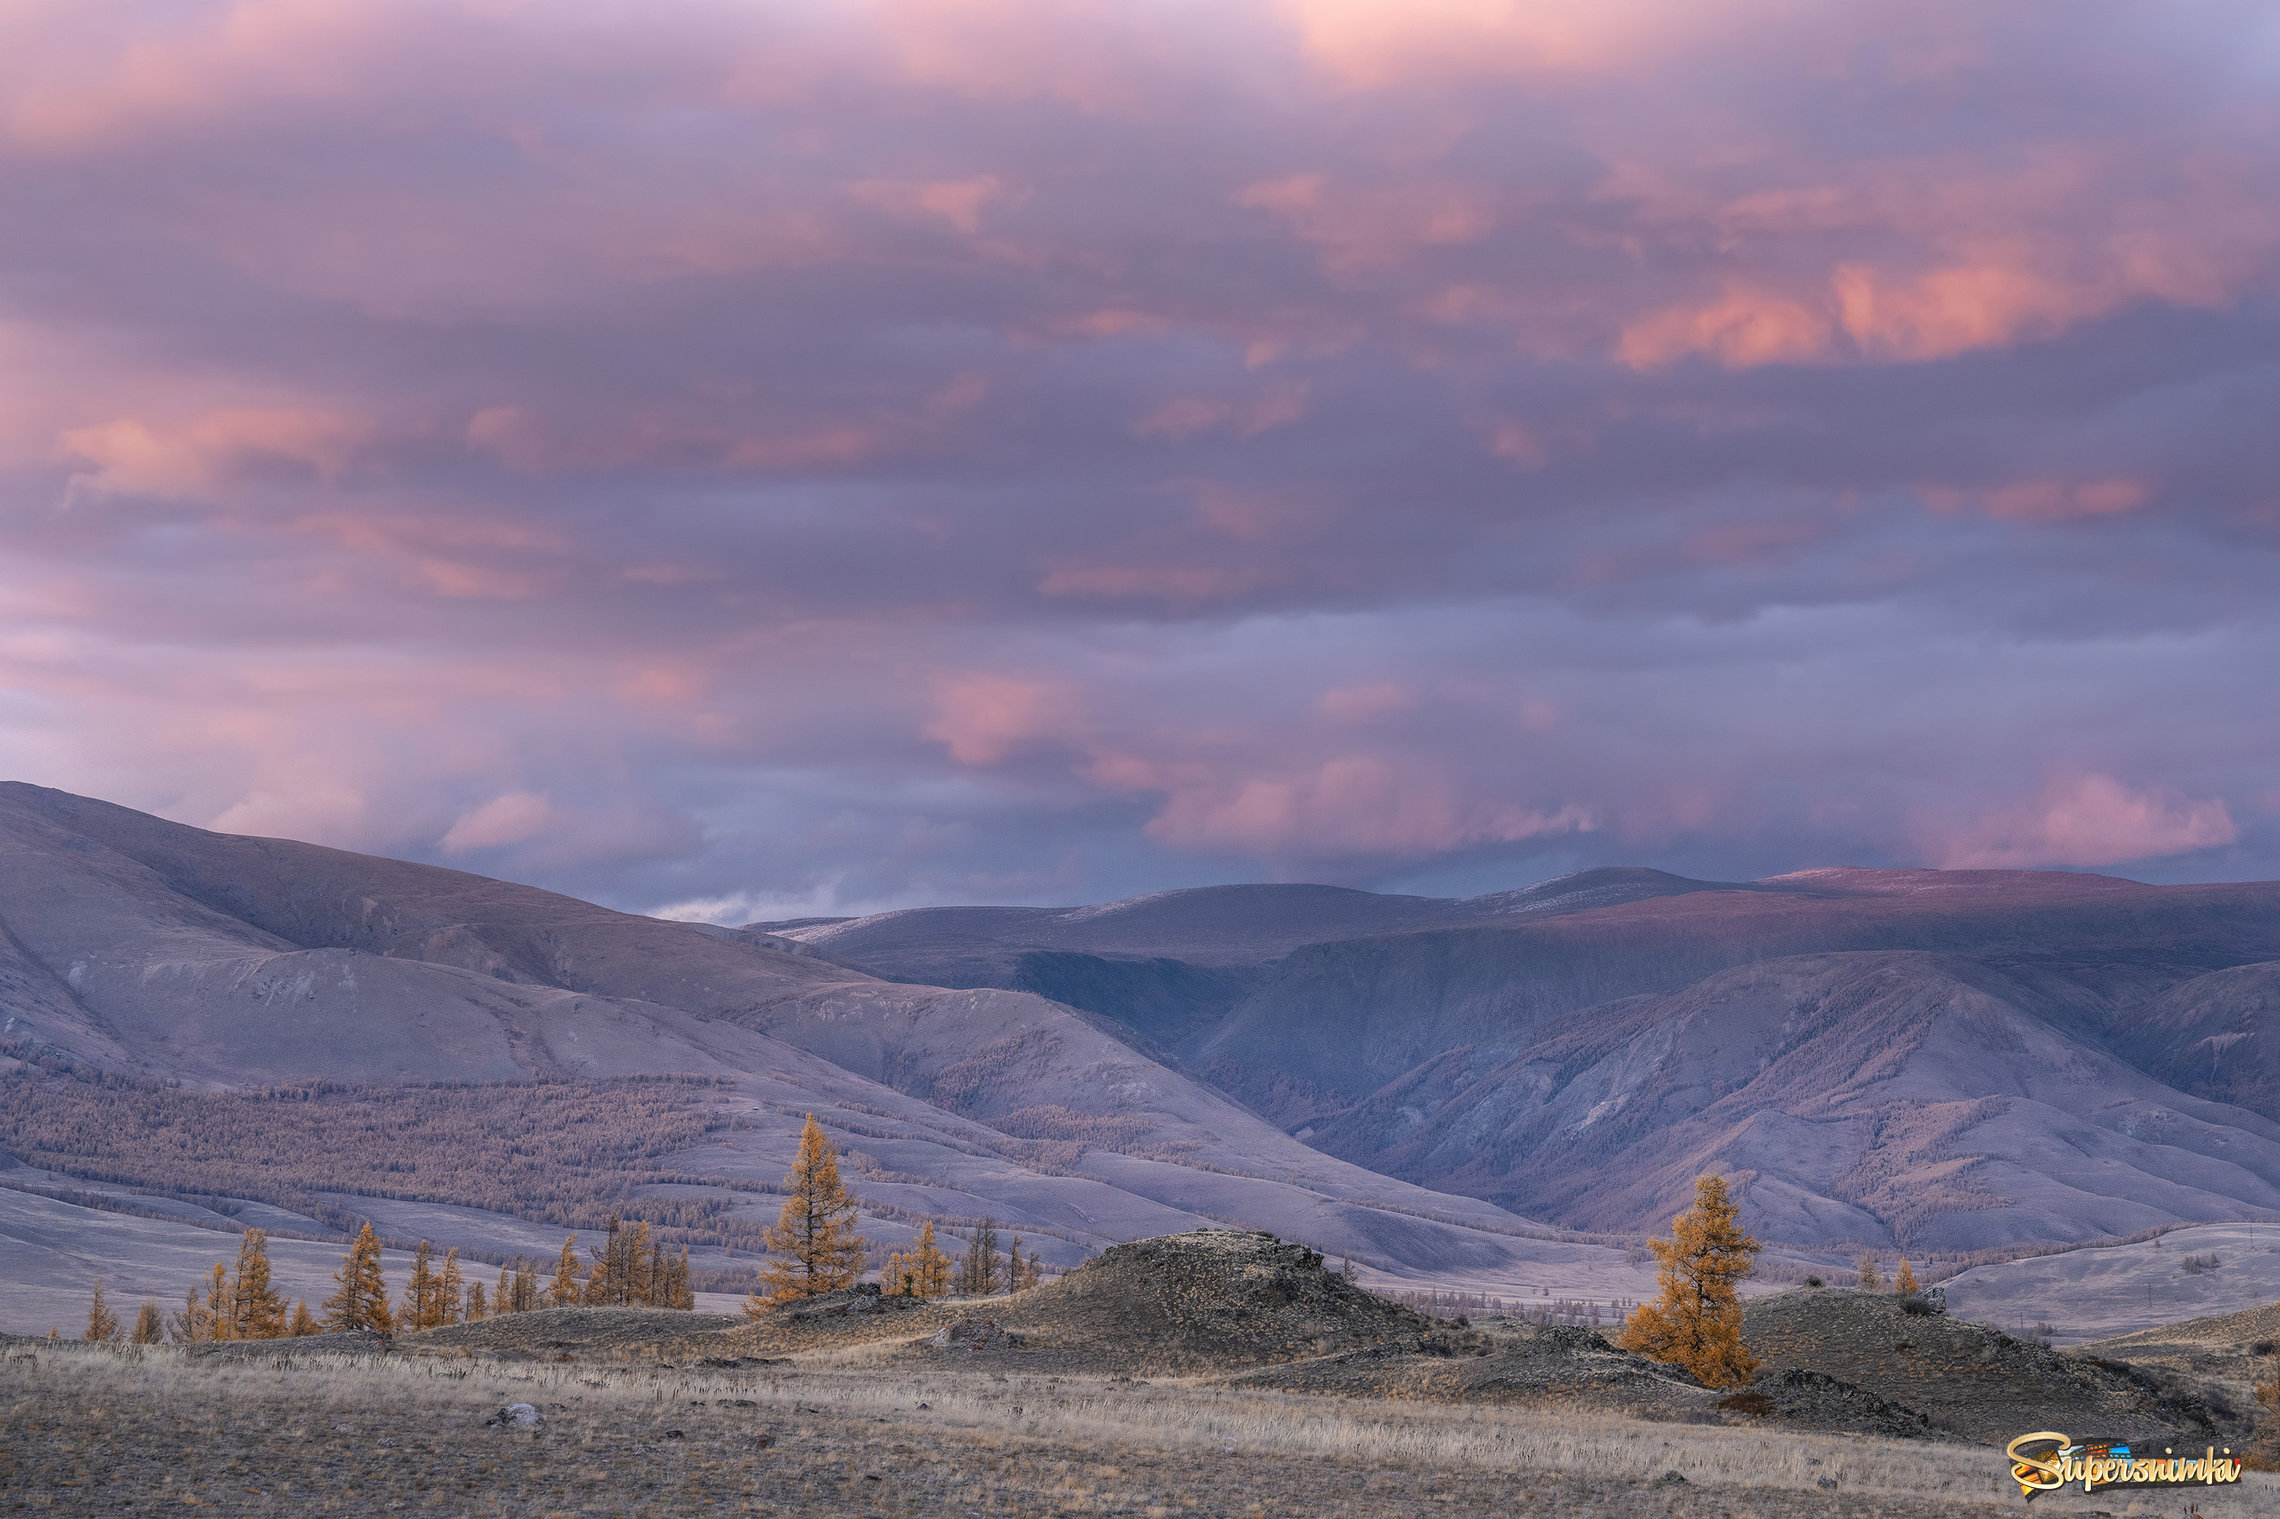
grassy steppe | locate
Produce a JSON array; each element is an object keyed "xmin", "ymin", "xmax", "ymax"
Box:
[{"xmin": 7, "ymin": 1338, "xmax": 2275, "ymax": 1517}]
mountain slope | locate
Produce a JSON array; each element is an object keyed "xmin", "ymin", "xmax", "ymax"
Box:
[
  {"xmin": 793, "ymin": 869, "xmax": 2280, "ymax": 1250},
  {"xmin": 1307, "ymin": 951, "xmax": 2280, "ymax": 1250},
  {"xmin": 0, "ymin": 783, "xmax": 1560, "ymax": 1280}
]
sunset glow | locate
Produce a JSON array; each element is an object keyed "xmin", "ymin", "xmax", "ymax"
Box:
[{"xmin": 4, "ymin": 0, "xmax": 2277, "ymax": 914}]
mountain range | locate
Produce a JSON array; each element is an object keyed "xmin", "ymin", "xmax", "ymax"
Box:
[
  {"xmin": 4, "ymin": 781, "xmax": 2279, "ymax": 1319},
  {"xmin": 771, "ymin": 866, "xmax": 2280, "ymax": 1251}
]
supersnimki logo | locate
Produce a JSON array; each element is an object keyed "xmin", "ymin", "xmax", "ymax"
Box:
[{"xmin": 2005, "ymin": 1432, "xmax": 2243, "ymax": 1496}]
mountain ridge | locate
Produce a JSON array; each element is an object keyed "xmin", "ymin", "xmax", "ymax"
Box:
[
  {"xmin": 785, "ymin": 865, "xmax": 2280, "ymax": 1251},
  {"xmin": 0, "ymin": 782, "xmax": 1564, "ymax": 1287}
]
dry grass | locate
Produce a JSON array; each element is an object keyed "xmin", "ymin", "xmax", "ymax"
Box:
[{"xmin": 6, "ymin": 1338, "xmax": 2275, "ymax": 1516}]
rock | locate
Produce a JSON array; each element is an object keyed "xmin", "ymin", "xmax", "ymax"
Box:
[
  {"xmin": 767, "ymin": 1282, "xmax": 924, "ymax": 1323},
  {"xmin": 930, "ymin": 1317, "xmax": 1025, "ymax": 1351},
  {"xmin": 1654, "ymin": 1470, "xmax": 1686, "ymax": 1485},
  {"xmin": 486, "ymin": 1403, "xmax": 540, "ymax": 1428}
]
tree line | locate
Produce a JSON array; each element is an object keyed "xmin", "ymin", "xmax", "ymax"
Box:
[
  {"xmin": 745, "ymin": 1114, "xmax": 1043, "ymax": 1313},
  {"xmin": 73, "ymin": 1113, "xmax": 1053, "ymax": 1342},
  {"xmin": 78, "ymin": 1213, "xmax": 697, "ymax": 1343}
]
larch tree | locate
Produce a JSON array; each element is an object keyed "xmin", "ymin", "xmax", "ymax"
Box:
[
  {"xmin": 321, "ymin": 1222, "xmax": 394, "ymax": 1333},
  {"xmin": 1893, "ymin": 1258, "xmax": 1919, "ymax": 1296},
  {"xmin": 288, "ymin": 1300, "xmax": 320, "ymax": 1337},
  {"xmin": 405, "ymin": 1241, "xmax": 439, "ymax": 1331},
  {"xmin": 205, "ymin": 1261, "xmax": 234, "ymax": 1340},
  {"xmin": 494, "ymin": 1264, "xmax": 513, "ymax": 1314},
  {"xmin": 1616, "ymin": 1174, "xmax": 1762, "ymax": 1390},
  {"xmin": 629, "ymin": 1223, "xmax": 656, "ymax": 1304},
  {"xmin": 168, "ymin": 1283, "xmax": 211, "ymax": 1344},
  {"xmin": 656, "ymin": 1240, "xmax": 688, "ymax": 1304},
  {"xmin": 84, "ymin": 1278, "xmax": 119, "ymax": 1343},
  {"xmin": 584, "ymin": 1216, "xmax": 622, "ymax": 1304},
  {"xmin": 614, "ymin": 1220, "xmax": 654, "ymax": 1306},
  {"xmin": 130, "ymin": 1301, "xmax": 165, "ymax": 1345},
  {"xmin": 1856, "ymin": 1252, "xmax": 1884, "ymax": 1292},
  {"xmin": 230, "ymin": 1229, "xmax": 287, "ymax": 1339},
  {"xmin": 549, "ymin": 1236, "xmax": 583, "ymax": 1307},
  {"xmin": 746, "ymin": 1113, "xmax": 867, "ymax": 1314},
  {"xmin": 586, "ymin": 1216, "xmax": 655, "ymax": 1306},
  {"xmin": 439, "ymin": 1247, "xmax": 464, "ymax": 1325},
  {"xmin": 465, "ymin": 1282, "xmax": 488, "ymax": 1322},
  {"xmin": 884, "ymin": 1220, "xmax": 953, "ymax": 1299},
  {"xmin": 917, "ymin": 1222, "xmax": 952, "ymax": 1297},
  {"xmin": 955, "ymin": 1217, "xmax": 1002, "ymax": 1296}
]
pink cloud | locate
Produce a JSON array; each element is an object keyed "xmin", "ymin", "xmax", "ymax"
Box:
[
  {"xmin": 924, "ymin": 674, "xmax": 1076, "ymax": 765},
  {"xmin": 1, "ymin": 0, "xmax": 2278, "ymax": 914},
  {"xmin": 1833, "ymin": 261, "xmax": 2089, "ymax": 361},
  {"xmin": 61, "ymin": 409, "xmax": 369, "ymax": 498},
  {"xmin": 1131, "ymin": 754, "xmax": 1595, "ymax": 858},
  {"xmin": 1237, "ymin": 171, "xmax": 1504, "ymax": 275},
  {"xmin": 852, "ymin": 175, "xmax": 1011, "ymax": 235},
  {"xmin": 1618, "ymin": 287, "xmax": 1833, "ymax": 370},
  {"xmin": 1275, "ymin": 0, "xmax": 1789, "ymax": 88},
  {"xmin": 3, "ymin": 1, "xmax": 394, "ymax": 150},
  {"xmin": 439, "ymin": 790, "xmax": 554, "ymax": 853},
  {"xmin": 1921, "ymin": 479, "xmax": 2153, "ymax": 522},
  {"xmin": 1934, "ymin": 776, "xmax": 2237, "ymax": 870}
]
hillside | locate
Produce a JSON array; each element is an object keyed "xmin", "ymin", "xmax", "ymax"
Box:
[
  {"xmin": 785, "ymin": 869, "xmax": 2280, "ymax": 1250},
  {"xmin": 0, "ymin": 783, "xmax": 1582, "ymax": 1317}
]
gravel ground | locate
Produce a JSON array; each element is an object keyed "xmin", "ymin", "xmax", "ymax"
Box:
[
  {"xmin": 9, "ymin": 1237, "xmax": 2273, "ymax": 1515},
  {"xmin": 18, "ymin": 1340, "xmax": 2272, "ymax": 1518}
]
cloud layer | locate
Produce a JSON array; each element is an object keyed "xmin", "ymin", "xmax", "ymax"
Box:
[{"xmin": 3, "ymin": 0, "xmax": 2278, "ymax": 914}]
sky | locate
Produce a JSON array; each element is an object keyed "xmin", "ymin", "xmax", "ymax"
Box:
[{"xmin": 3, "ymin": 0, "xmax": 2279, "ymax": 920}]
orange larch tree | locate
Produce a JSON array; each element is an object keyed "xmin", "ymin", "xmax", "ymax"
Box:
[
  {"xmin": 1617, "ymin": 1173, "xmax": 1762, "ymax": 1389},
  {"xmin": 746, "ymin": 1114, "xmax": 867, "ymax": 1313},
  {"xmin": 321, "ymin": 1222, "xmax": 394, "ymax": 1334},
  {"xmin": 885, "ymin": 1220, "xmax": 953, "ymax": 1298},
  {"xmin": 230, "ymin": 1229, "xmax": 288, "ymax": 1339}
]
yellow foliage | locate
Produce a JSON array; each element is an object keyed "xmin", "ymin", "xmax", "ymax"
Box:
[
  {"xmin": 129, "ymin": 1301, "xmax": 164, "ymax": 1344},
  {"xmin": 321, "ymin": 1222, "xmax": 394, "ymax": 1334},
  {"xmin": 1893, "ymin": 1257, "xmax": 1919, "ymax": 1296},
  {"xmin": 1617, "ymin": 1174, "xmax": 1761, "ymax": 1390},
  {"xmin": 550, "ymin": 1236, "xmax": 583, "ymax": 1307},
  {"xmin": 747, "ymin": 1114, "xmax": 867, "ymax": 1313},
  {"xmin": 884, "ymin": 1219, "xmax": 954, "ymax": 1298},
  {"xmin": 229, "ymin": 1229, "xmax": 288, "ymax": 1339},
  {"xmin": 84, "ymin": 1277, "xmax": 119, "ymax": 1343}
]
